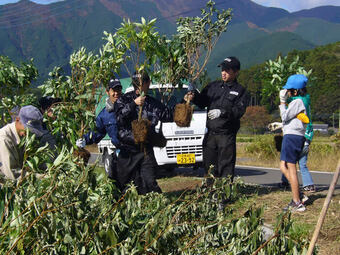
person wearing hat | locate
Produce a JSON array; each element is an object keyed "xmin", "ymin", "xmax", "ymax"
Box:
[
  {"xmin": 0, "ymin": 105, "xmax": 53, "ymax": 180},
  {"xmin": 76, "ymin": 78, "xmax": 122, "ymax": 179},
  {"xmin": 279, "ymin": 74, "xmax": 311, "ymax": 212},
  {"xmin": 279, "ymin": 74, "xmax": 316, "ymax": 193},
  {"xmin": 185, "ymin": 56, "xmax": 249, "ymax": 182},
  {"xmin": 113, "ymin": 72, "xmax": 173, "ymax": 195}
]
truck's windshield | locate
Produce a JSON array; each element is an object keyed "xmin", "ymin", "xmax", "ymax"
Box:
[{"xmin": 147, "ymin": 88, "xmax": 202, "ymax": 111}]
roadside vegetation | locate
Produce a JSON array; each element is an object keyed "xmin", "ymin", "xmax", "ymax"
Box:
[{"xmin": 236, "ymin": 133, "xmax": 340, "ymax": 172}]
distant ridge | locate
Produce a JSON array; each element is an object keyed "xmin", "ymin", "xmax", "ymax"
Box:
[{"xmin": 0, "ymin": 0, "xmax": 339, "ymax": 82}]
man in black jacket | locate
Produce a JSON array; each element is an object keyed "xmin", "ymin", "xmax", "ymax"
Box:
[
  {"xmin": 185, "ymin": 57, "xmax": 249, "ymax": 181},
  {"xmin": 114, "ymin": 72, "xmax": 173, "ymax": 194}
]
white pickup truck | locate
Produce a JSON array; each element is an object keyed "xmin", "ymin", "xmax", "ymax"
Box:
[{"xmin": 97, "ymin": 79, "xmax": 207, "ymax": 173}]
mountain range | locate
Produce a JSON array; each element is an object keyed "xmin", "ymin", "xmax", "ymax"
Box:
[{"xmin": 0, "ymin": 0, "xmax": 340, "ymax": 82}]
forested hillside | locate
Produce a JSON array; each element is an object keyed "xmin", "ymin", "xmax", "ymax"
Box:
[
  {"xmin": 1, "ymin": 0, "xmax": 340, "ymax": 83},
  {"xmin": 238, "ymin": 41, "xmax": 340, "ymax": 124}
]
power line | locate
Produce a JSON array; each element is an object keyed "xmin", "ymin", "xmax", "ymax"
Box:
[
  {"xmin": 75, "ymin": 0, "xmax": 228, "ymax": 46},
  {"xmin": 0, "ymin": 0, "xmax": 82, "ymax": 24},
  {"xmin": 0, "ymin": 0, "xmax": 88, "ymax": 29}
]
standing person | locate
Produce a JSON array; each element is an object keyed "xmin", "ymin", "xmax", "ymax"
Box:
[
  {"xmin": 185, "ymin": 57, "xmax": 249, "ymax": 181},
  {"xmin": 279, "ymin": 85, "xmax": 316, "ymax": 193},
  {"xmin": 76, "ymin": 78, "xmax": 122, "ymax": 179},
  {"xmin": 114, "ymin": 72, "xmax": 173, "ymax": 195},
  {"xmin": 279, "ymin": 74, "xmax": 310, "ymax": 212},
  {"xmin": 0, "ymin": 105, "xmax": 54, "ymax": 181}
]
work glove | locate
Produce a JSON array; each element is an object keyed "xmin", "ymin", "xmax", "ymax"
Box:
[
  {"xmin": 187, "ymin": 82, "xmax": 196, "ymax": 92},
  {"xmin": 279, "ymin": 89, "xmax": 288, "ymax": 103},
  {"xmin": 76, "ymin": 138, "xmax": 86, "ymax": 148},
  {"xmin": 301, "ymin": 140, "xmax": 310, "ymax": 156},
  {"xmin": 208, "ymin": 109, "xmax": 221, "ymax": 120},
  {"xmin": 268, "ymin": 122, "xmax": 283, "ymax": 131}
]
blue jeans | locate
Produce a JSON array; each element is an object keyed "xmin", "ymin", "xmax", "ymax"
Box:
[{"xmin": 281, "ymin": 152, "xmax": 314, "ymax": 187}]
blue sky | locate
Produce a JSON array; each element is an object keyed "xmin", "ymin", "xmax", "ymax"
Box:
[
  {"xmin": 0, "ymin": 0, "xmax": 340, "ymax": 12},
  {"xmin": 251, "ymin": 0, "xmax": 340, "ymax": 12},
  {"xmin": 0, "ymin": 0, "xmax": 64, "ymax": 5}
]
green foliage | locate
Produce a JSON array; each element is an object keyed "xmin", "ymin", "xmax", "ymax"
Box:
[
  {"xmin": 0, "ymin": 56, "xmax": 38, "ymax": 127},
  {"xmin": 261, "ymin": 55, "xmax": 312, "ymax": 112},
  {"xmin": 0, "ymin": 139, "xmax": 311, "ymax": 253},
  {"xmin": 239, "ymin": 41, "xmax": 340, "ymax": 123},
  {"xmin": 39, "ymin": 43, "xmax": 125, "ymax": 147},
  {"xmin": 108, "ymin": 17, "xmax": 160, "ymax": 82},
  {"xmin": 175, "ymin": 0, "xmax": 232, "ymax": 82},
  {"xmin": 245, "ymin": 135, "xmax": 279, "ymax": 159},
  {"xmin": 0, "ymin": 56, "xmax": 38, "ymax": 98}
]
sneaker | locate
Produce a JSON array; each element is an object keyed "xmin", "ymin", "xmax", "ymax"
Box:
[
  {"xmin": 302, "ymin": 185, "xmax": 316, "ymax": 193},
  {"xmin": 283, "ymin": 200, "xmax": 306, "ymax": 212},
  {"xmin": 278, "ymin": 182, "xmax": 290, "ymax": 189}
]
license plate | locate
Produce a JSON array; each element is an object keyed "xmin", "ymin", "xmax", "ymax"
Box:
[{"xmin": 176, "ymin": 153, "xmax": 196, "ymax": 164}]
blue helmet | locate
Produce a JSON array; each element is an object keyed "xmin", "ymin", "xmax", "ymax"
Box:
[{"xmin": 283, "ymin": 74, "xmax": 308, "ymax": 89}]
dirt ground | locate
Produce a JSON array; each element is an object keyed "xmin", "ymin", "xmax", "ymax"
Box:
[{"xmin": 158, "ymin": 176, "xmax": 340, "ymax": 255}]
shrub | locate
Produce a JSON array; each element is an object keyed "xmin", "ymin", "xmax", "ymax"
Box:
[{"xmin": 245, "ymin": 134, "xmax": 279, "ymax": 159}]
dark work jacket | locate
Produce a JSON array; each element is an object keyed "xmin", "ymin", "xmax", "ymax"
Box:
[
  {"xmin": 192, "ymin": 79, "xmax": 249, "ymax": 134},
  {"xmin": 83, "ymin": 99, "xmax": 119, "ymax": 146},
  {"xmin": 114, "ymin": 90, "xmax": 173, "ymax": 152}
]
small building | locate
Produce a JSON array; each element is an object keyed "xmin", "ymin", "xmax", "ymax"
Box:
[{"xmin": 313, "ymin": 124, "xmax": 328, "ymax": 134}]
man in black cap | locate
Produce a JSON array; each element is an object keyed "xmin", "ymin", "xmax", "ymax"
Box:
[
  {"xmin": 76, "ymin": 78, "xmax": 122, "ymax": 179},
  {"xmin": 0, "ymin": 105, "xmax": 55, "ymax": 180},
  {"xmin": 113, "ymin": 72, "xmax": 173, "ymax": 195},
  {"xmin": 185, "ymin": 57, "xmax": 249, "ymax": 181}
]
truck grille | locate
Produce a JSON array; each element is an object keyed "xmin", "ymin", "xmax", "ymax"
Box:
[{"xmin": 165, "ymin": 136, "xmax": 203, "ymax": 158}]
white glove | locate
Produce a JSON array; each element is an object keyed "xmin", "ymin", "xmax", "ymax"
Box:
[
  {"xmin": 279, "ymin": 89, "xmax": 288, "ymax": 103},
  {"xmin": 76, "ymin": 138, "xmax": 86, "ymax": 148},
  {"xmin": 208, "ymin": 109, "xmax": 221, "ymax": 120},
  {"xmin": 268, "ymin": 122, "xmax": 283, "ymax": 131},
  {"xmin": 301, "ymin": 140, "xmax": 310, "ymax": 156}
]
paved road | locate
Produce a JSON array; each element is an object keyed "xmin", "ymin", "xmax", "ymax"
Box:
[{"xmin": 90, "ymin": 153, "xmax": 340, "ymax": 191}]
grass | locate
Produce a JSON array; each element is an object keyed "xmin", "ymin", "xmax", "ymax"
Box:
[
  {"xmin": 236, "ymin": 134, "xmax": 339, "ymax": 172},
  {"xmin": 157, "ymin": 176, "xmax": 340, "ymax": 255}
]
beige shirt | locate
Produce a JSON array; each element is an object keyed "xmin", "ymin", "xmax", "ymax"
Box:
[{"xmin": 0, "ymin": 122, "xmax": 24, "ymax": 180}]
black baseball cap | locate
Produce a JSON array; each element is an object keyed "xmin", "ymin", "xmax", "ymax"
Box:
[
  {"xmin": 217, "ymin": 57, "xmax": 240, "ymax": 71},
  {"xmin": 39, "ymin": 96, "xmax": 61, "ymax": 111},
  {"xmin": 108, "ymin": 78, "xmax": 122, "ymax": 89}
]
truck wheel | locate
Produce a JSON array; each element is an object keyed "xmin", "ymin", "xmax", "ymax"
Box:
[{"xmin": 103, "ymin": 151, "xmax": 115, "ymax": 179}]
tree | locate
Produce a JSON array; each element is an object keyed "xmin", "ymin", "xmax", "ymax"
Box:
[
  {"xmin": 260, "ymin": 55, "xmax": 312, "ymax": 112},
  {"xmin": 39, "ymin": 43, "xmax": 125, "ymax": 148},
  {"xmin": 241, "ymin": 106, "xmax": 271, "ymax": 134},
  {"xmin": 175, "ymin": 0, "xmax": 232, "ymax": 85},
  {"xmin": 0, "ymin": 56, "xmax": 38, "ymax": 126}
]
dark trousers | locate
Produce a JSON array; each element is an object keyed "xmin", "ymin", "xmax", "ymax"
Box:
[
  {"xmin": 116, "ymin": 148, "xmax": 161, "ymax": 195},
  {"xmin": 203, "ymin": 133, "xmax": 236, "ymax": 181}
]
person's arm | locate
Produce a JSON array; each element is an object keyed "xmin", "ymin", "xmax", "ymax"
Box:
[
  {"xmin": 114, "ymin": 95, "xmax": 138, "ymax": 126},
  {"xmin": 191, "ymin": 85, "xmax": 210, "ymax": 109},
  {"xmin": 228, "ymin": 89, "xmax": 249, "ymax": 120},
  {"xmin": 83, "ymin": 113, "xmax": 106, "ymax": 145},
  {"xmin": 0, "ymin": 138, "xmax": 20, "ymax": 180},
  {"xmin": 279, "ymin": 99, "xmax": 306, "ymax": 123}
]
